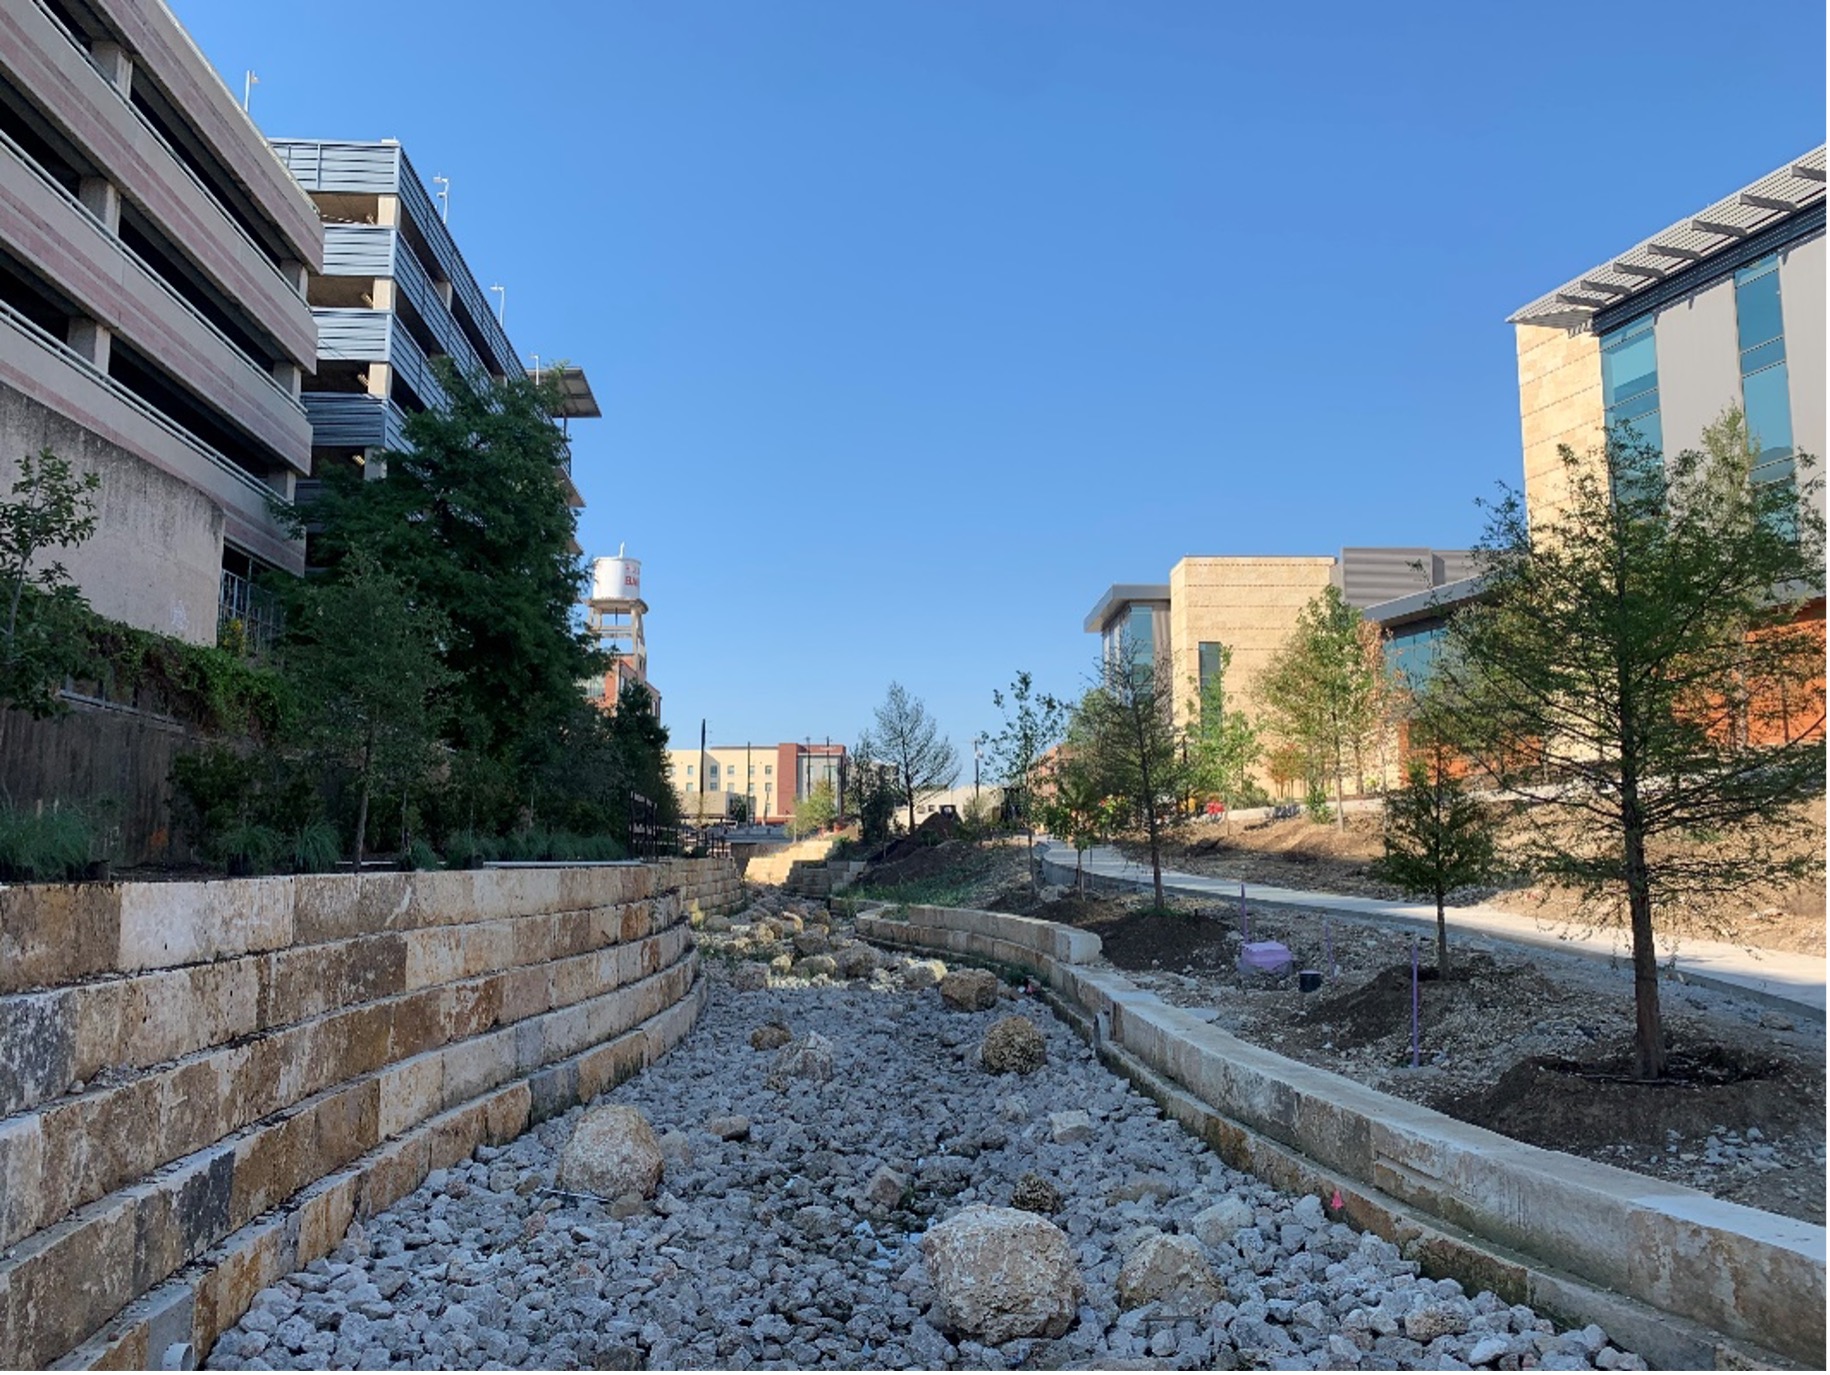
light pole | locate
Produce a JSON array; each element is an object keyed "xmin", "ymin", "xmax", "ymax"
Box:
[
  {"xmin": 973, "ymin": 733, "xmax": 985, "ymax": 813},
  {"xmin": 242, "ymin": 71, "xmax": 259, "ymax": 112},
  {"xmin": 489, "ymin": 284, "xmax": 505, "ymax": 326}
]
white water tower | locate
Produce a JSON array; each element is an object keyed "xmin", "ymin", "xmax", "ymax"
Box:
[{"xmin": 585, "ymin": 544, "xmax": 649, "ymax": 703}]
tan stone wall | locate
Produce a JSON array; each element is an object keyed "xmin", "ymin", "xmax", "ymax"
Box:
[
  {"xmin": 0, "ymin": 859, "xmax": 731, "ymax": 1369},
  {"xmin": 1516, "ymin": 322, "xmax": 1605, "ymax": 527},
  {"xmin": 1166, "ymin": 556, "xmax": 1338, "ymax": 732}
]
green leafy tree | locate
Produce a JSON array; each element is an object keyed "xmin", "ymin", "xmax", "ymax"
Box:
[
  {"xmin": 1069, "ymin": 656, "xmax": 1186, "ymax": 910},
  {"xmin": 1429, "ymin": 414, "xmax": 1825, "ymax": 1078},
  {"xmin": 295, "ymin": 360, "xmax": 600, "ymax": 829},
  {"xmin": 1258, "ymin": 584, "xmax": 1386, "ymax": 829},
  {"xmin": 987, "ymin": 670, "xmax": 1069, "ymax": 888},
  {"xmin": 282, "ymin": 553, "xmax": 454, "ymax": 868},
  {"xmin": 791, "ymin": 778, "xmax": 837, "ymax": 839},
  {"xmin": 0, "ymin": 449, "xmax": 100, "ymax": 761},
  {"xmin": 1368, "ymin": 723, "xmax": 1498, "ymax": 977},
  {"xmin": 1036, "ymin": 752, "xmax": 1123, "ymax": 891},
  {"xmin": 1185, "ymin": 645, "xmax": 1260, "ymax": 828},
  {"xmin": 863, "ymin": 682, "xmax": 960, "ymax": 833},
  {"xmin": 848, "ymin": 749, "xmax": 899, "ymax": 846}
]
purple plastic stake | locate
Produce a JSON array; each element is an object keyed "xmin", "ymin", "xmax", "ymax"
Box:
[
  {"xmin": 1240, "ymin": 881, "xmax": 1248, "ymax": 941},
  {"xmin": 1323, "ymin": 918, "xmax": 1335, "ymax": 980},
  {"xmin": 1410, "ymin": 936, "xmax": 1421, "ymax": 1068}
]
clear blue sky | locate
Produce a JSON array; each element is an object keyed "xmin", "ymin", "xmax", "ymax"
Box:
[{"xmin": 179, "ymin": 0, "xmax": 1825, "ymax": 761}]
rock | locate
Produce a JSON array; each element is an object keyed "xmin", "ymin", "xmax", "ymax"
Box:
[
  {"xmin": 731, "ymin": 963, "xmax": 769, "ymax": 992},
  {"xmin": 1049, "ymin": 1110, "xmax": 1094, "ymax": 1144},
  {"xmin": 1404, "ymin": 1297, "xmax": 1472, "ymax": 1341},
  {"xmin": 750, "ymin": 1022, "xmax": 793, "ymax": 1051},
  {"xmin": 657, "ymin": 1129, "xmax": 693, "ymax": 1168},
  {"xmin": 940, "ymin": 968, "xmax": 1001, "ymax": 1012},
  {"xmin": 792, "ymin": 955, "xmax": 839, "ymax": 978},
  {"xmin": 921, "ymin": 1206, "xmax": 1084, "ymax": 1344},
  {"xmin": 835, "ymin": 944, "xmax": 879, "ymax": 978},
  {"xmin": 793, "ymin": 930, "xmax": 832, "ymax": 956},
  {"xmin": 704, "ymin": 1114, "xmax": 751, "ymax": 1141},
  {"xmin": 1116, "ymin": 1233, "xmax": 1223, "ymax": 1312},
  {"xmin": 902, "ymin": 959, "xmax": 947, "ymax": 990},
  {"xmin": 768, "ymin": 953, "xmax": 794, "ymax": 974},
  {"xmin": 1010, "ymin": 1172, "xmax": 1062, "ymax": 1215},
  {"xmin": 1191, "ymin": 1195, "xmax": 1256, "ymax": 1247},
  {"xmin": 860, "ymin": 1164, "xmax": 909, "ymax": 1216},
  {"xmin": 1468, "ymin": 1334, "xmax": 1510, "ymax": 1365},
  {"xmin": 768, "ymin": 1032, "xmax": 835, "ymax": 1083},
  {"xmin": 981, "ymin": 1016, "xmax": 1048, "ymax": 1074},
  {"xmin": 558, "ymin": 1105, "xmax": 664, "ymax": 1200},
  {"xmin": 998, "ymin": 1093, "xmax": 1031, "ymax": 1122}
]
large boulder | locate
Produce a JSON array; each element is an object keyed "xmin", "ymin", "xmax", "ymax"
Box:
[
  {"xmin": 901, "ymin": 959, "xmax": 947, "ymax": 990},
  {"xmin": 980, "ymin": 1016, "xmax": 1047, "ymax": 1074},
  {"xmin": 1191, "ymin": 1195, "xmax": 1256, "ymax": 1247},
  {"xmin": 769, "ymin": 1032, "xmax": 835, "ymax": 1083},
  {"xmin": 750, "ymin": 1021, "xmax": 793, "ymax": 1051},
  {"xmin": 558, "ymin": 1105, "xmax": 664, "ymax": 1200},
  {"xmin": 731, "ymin": 962, "xmax": 769, "ymax": 992},
  {"xmin": 792, "ymin": 930, "xmax": 831, "ymax": 957},
  {"xmin": 1010, "ymin": 1172, "xmax": 1063, "ymax": 1215},
  {"xmin": 1115, "ymin": 1233, "xmax": 1223, "ymax": 1312},
  {"xmin": 792, "ymin": 954, "xmax": 838, "ymax": 979},
  {"xmin": 835, "ymin": 943, "xmax": 880, "ymax": 979},
  {"xmin": 939, "ymin": 968, "xmax": 1001, "ymax": 1012},
  {"xmin": 921, "ymin": 1205, "xmax": 1083, "ymax": 1344}
]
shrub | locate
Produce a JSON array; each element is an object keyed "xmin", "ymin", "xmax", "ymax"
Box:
[
  {"xmin": 289, "ymin": 820, "xmax": 341, "ymax": 874},
  {"xmin": 403, "ymin": 837, "xmax": 442, "ymax": 871},
  {"xmin": 215, "ymin": 821, "xmax": 282, "ymax": 875},
  {"xmin": 0, "ymin": 803, "xmax": 94, "ymax": 880}
]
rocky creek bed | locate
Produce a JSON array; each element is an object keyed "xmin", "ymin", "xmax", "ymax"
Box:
[{"xmin": 206, "ymin": 909, "xmax": 1649, "ymax": 1372}]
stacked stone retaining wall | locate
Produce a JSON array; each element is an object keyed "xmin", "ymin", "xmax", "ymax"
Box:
[
  {"xmin": 656, "ymin": 856, "xmax": 745, "ymax": 921},
  {"xmin": 858, "ymin": 904, "xmax": 1827, "ymax": 1370},
  {"xmin": 0, "ymin": 858, "xmax": 735, "ymax": 1369}
]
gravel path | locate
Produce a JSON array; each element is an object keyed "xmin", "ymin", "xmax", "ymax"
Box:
[{"xmin": 207, "ymin": 946, "xmax": 1648, "ymax": 1371}]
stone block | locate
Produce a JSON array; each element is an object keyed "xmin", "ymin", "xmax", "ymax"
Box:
[
  {"xmin": 36, "ymin": 1074, "xmax": 161, "ymax": 1227},
  {"xmin": 0, "ymin": 990, "xmax": 76, "ymax": 1116},
  {"xmin": 511, "ymin": 913, "xmax": 557, "ymax": 967},
  {"xmin": 549, "ymin": 951, "xmax": 602, "ymax": 1009},
  {"xmin": 527, "ymin": 1062, "xmax": 577, "ymax": 1123},
  {"xmin": 360, "ymin": 1132, "xmax": 429, "ymax": 1218},
  {"xmin": 158, "ymin": 1054, "xmax": 232, "ymax": 1170},
  {"xmin": 386, "ymin": 988, "xmax": 446, "ymax": 1064},
  {"xmin": 403, "ymin": 926, "xmax": 466, "ymax": 989},
  {"xmin": 484, "ymin": 1082, "xmax": 531, "ymax": 1144},
  {"xmin": 554, "ymin": 909, "xmax": 597, "ymax": 956},
  {"xmin": 0, "ymin": 1115, "xmax": 44, "ymax": 1250},
  {"xmin": 376, "ymin": 1051, "xmax": 444, "ymax": 1140},
  {"xmin": 0, "ymin": 882, "xmax": 120, "ymax": 995},
  {"xmin": 425, "ymin": 1100, "xmax": 489, "ymax": 1172},
  {"xmin": 126, "ymin": 1144, "xmax": 234, "ymax": 1296},
  {"xmin": 293, "ymin": 1171, "xmax": 360, "ymax": 1267},
  {"xmin": 498, "ymin": 964, "xmax": 552, "ymax": 1025},
  {"xmin": 116, "ymin": 878, "xmax": 292, "ymax": 972},
  {"xmin": 191, "ymin": 1217, "xmax": 291, "ymax": 1360},
  {"xmin": 619, "ymin": 903, "xmax": 653, "ymax": 943},
  {"xmin": 459, "ymin": 919, "xmax": 517, "ymax": 979},
  {"xmin": 440, "ymin": 1029, "xmax": 515, "ymax": 1110},
  {"xmin": 1, "ymin": 1190, "xmax": 137, "ymax": 1369},
  {"xmin": 441, "ymin": 977, "xmax": 502, "ymax": 1042},
  {"xmin": 66, "ymin": 977, "xmax": 131, "ymax": 1083}
]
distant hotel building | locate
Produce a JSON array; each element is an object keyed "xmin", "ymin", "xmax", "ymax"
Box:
[
  {"xmin": 667, "ymin": 741, "xmax": 845, "ymax": 826},
  {"xmin": 0, "ymin": 0, "xmax": 322, "ymax": 642}
]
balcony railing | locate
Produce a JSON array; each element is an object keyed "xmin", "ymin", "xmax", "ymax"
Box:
[{"xmin": 218, "ymin": 568, "xmax": 283, "ymax": 655}]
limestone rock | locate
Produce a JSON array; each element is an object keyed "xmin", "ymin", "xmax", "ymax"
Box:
[
  {"xmin": 901, "ymin": 959, "xmax": 947, "ymax": 990},
  {"xmin": 750, "ymin": 1022, "xmax": 793, "ymax": 1051},
  {"xmin": 792, "ymin": 930, "xmax": 831, "ymax": 957},
  {"xmin": 1010, "ymin": 1172, "xmax": 1063, "ymax": 1215},
  {"xmin": 921, "ymin": 1205, "xmax": 1083, "ymax": 1344},
  {"xmin": 704, "ymin": 1114, "xmax": 751, "ymax": 1141},
  {"xmin": 769, "ymin": 1032, "xmax": 835, "ymax": 1083},
  {"xmin": 980, "ymin": 1016, "xmax": 1048, "ymax": 1074},
  {"xmin": 1191, "ymin": 1195, "xmax": 1257, "ymax": 1247},
  {"xmin": 558, "ymin": 1105, "xmax": 664, "ymax": 1200},
  {"xmin": 1049, "ymin": 1110, "xmax": 1094, "ymax": 1144},
  {"xmin": 1115, "ymin": 1233, "xmax": 1222, "ymax": 1312},
  {"xmin": 939, "ymin": 968, "xmax": 1001, "ymax": 1012},
  {"xmin": 768, "ymin": 954, "xmax": 794, "ymax": 975},
  {"xmin": 834, "ymin": 944, "xmax": 879, "ymax": 978},
  {"xmin": 792, "ymin": 954, "xmax": 838, "ymax": 979},
  {"xmin": 657, "ymin": 1129, "xmax": 693, "ymax": 1168},
  {"xmin": 731, "ymin": 963, "xmax": 769, "ymax": 992},
  {"xmin": 1404, "ymin": 1297, "xmax": 1472, "ymax": 1341},
  {"xmin": 860, "ymin": 1164, "xmax": 909, "ymax": 1216}
]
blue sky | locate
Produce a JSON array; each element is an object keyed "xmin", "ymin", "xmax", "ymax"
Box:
[{"xmin": 179, "ymin": 0, "xmax": 1826, "ymax": 761}]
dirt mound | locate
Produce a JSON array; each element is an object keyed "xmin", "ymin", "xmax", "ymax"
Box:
[
  {"xmin": 1440, "ymin": 1044, "xmax": 1819, "ymax": 1156},
  {"xmin": 1298, "ymin": 953, "xmax": 1556, "ymax": 1048},
  {"xmin": 860, "ymin": 839, "xmax": 976, "ymax": 888}
]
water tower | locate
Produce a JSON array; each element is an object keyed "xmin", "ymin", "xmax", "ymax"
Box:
[{"xmin": 586, "ymin": 545, "xmax": 649, "ymax": 705}]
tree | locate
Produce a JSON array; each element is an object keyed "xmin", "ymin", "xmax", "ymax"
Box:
[
  {"xmin": 848, "ymin": 747, "xmax": 899, "ymax": 846},
  {"xmin": 0, "ymin": 449, "xmax": 100, "ymax": 761},
  {"xmin": 791, "ymin": 779, "xmax": 837, "ymax": 839},
  {"xmin": 282, "ymin": 553, "xmax": 453, "ymax": 868},
  {"xmin": 295, "ymin": 360, "xmax": 600, "ymax": 829},
  {"xmin": 1258, "ymin": 584, "xmax": 1386, "ymax": 829},
  {"xmin": 1035, "ymin": 751, "xmax": 1122, "ymax": 892},
  {"xmin": 1368, "ymin": 719, "xmax": 1499, "ymax": 977},
  {"xmin": 987, "ymin": 670, "xmax": 1069, "ymax": 888},
  {"xmin": 1069, "ymin": 655, "xmax": 1186, "ymax": 910},
  {"xmin": 1429, "ymin": 414, "xmax": 1825, "ymax": 1078},
  {"xmin": 864, "ymin": 682, "xmax": 960, "ymax": 833},
  {"xmin": 1185, "ymin": 645, "xmax": 1261, "ymax": 828}
]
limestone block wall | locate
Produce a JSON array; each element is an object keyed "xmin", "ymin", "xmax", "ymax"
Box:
[
  {"xmin": 741, "ymin": 833, "xmax": 838, "ymax": 886},
  {"xmin": 1166, "ymin": 556, "xmax": 1337, "ymax": 732},
  {"xmin": 0, "ymin": 859, "xmax": 732, "ymax": 1369},
  {"xmin": 1515, "ymin": 322, "xmax": 1604, "ymax": 527},
  {"xmin": 656, "ymin": 856, "xmax": 745, "ymax": 921}
]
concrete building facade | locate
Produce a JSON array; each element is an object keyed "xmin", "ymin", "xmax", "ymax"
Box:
[
  {"xmin": 0, "ymin": 0, "xmax": 322, "ymax": 643},
  {"xmin": 1509, "ymin": 147, "xmax": 1825, "ymax": 529},
  {"xmin": 667, "ymin": 741, "xmax": 845, "ymax": 826}
]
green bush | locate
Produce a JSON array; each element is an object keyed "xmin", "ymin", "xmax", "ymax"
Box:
[
  {"xmin": 0, "ymin": 804, "xmax": 94, "ymax": 880},
  {"xmin": 289, "ymin": 820, "xmax": 341, "ymax": 874},
  {"xmin": 442, "ymin": 829, "xmax": 500, "ymax": 869},
  {"xmin": 214, "ymin": 821, "xmax": 282, "ymax": 874},
  {"xmin": 403, "ymin": 837, "xmax": 443, "ymax": 871},
  {"xmin": 1304, "ymin": 784, "xmax": 1334, "ymax": 825}
]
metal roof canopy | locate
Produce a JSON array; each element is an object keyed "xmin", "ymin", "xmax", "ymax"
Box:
[
  {"xmin": 541, "ymin": 365, "xmax": 601, "ymax": 418},
  {"xmin": 1509, "ymin": 146, "xmax": 1826, "ymax": 329},
  {"xmin": 1083, "ymin": 584, "xmax": 1170, "ymax": 633}
]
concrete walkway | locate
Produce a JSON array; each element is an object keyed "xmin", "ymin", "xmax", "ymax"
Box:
[{"xmin": 1038, "ymin": 841, "xmax": 1826, "ymax": 1020}]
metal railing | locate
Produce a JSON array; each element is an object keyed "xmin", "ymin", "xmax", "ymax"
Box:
[{"xmin": 218, "ymin": 568, "xmax": 283, "ymax": 655}]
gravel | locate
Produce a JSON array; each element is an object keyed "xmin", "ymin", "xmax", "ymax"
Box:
[{"xmin": 206, "ymin": 920, "xmax": 1648, "ymax": 1371}]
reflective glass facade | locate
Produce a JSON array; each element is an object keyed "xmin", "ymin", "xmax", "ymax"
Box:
[
  {"xmin": 1600, "ymin": 314, "xmax": 1662, "ymax": 496},
  {"xmin": 1735, "ymin": 254, "xmax": 1796, "ymax": 503}
]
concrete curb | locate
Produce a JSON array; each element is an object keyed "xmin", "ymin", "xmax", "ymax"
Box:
[{"xmin": 858, "ymin": 905, "xmax": 1826, "ymax": 1370}]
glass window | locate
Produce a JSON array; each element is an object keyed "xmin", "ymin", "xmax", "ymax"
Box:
[
  {"xmin": 1197, "ymin": 642, "xmax": 1224, "ymax": 699},
  {"xmin": 685, "ymin": 765, "xmax": 694, "ymax": 777},
  {"xmin": 1600, "ymin": 315, "xmax": 1662, "ymax": 498},
  {"xmin": 1736, "ymin": 254, "xmax": 1796, "ymax": 515},
  {"xmin": 764, "ymin": 765, "xmax": 772, "ymax": 776},
  {"xmin": 1125, "ymin": 604, "xmax": 1156, "ymax": 672},
  {"xmin": 1735, "ymin": 256, "xmax": 1784, "ymax": 353}
]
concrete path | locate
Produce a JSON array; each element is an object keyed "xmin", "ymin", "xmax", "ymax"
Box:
[{"xmin": 1038, "ymin": 842, "xmax": 1826, "ymax": 1020}]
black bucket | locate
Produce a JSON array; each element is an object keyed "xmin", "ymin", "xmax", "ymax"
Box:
[{"xmin": 1298, "ymin": 969, "xmax": 1323, "ymax": 993}]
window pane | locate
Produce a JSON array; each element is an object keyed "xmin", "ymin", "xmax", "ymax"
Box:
[
  {"xmin": 1609, "ymin": 390, "xmax": 1660, "ymax": 423},
  {"xmin": 1602, "ymin": 330, "xmax": 1658, "ymax": 407},
  {"xmin": 1735, "ymin": 253, "xmax": 1780, "ymax": 287},
  {"xmin": 1736, "ymin": 268, "xmax": 1785, "ymax": 353},
  {"xmin": 1740, "ymin": 337, "xmax": 1786, "ymax": 375},
  {"xmin": 1743, "ymin": 360, "xmax": 1794, "ymax": 462}
]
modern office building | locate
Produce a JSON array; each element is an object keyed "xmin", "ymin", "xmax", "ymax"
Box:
[
  {"xmin": 267, "ymin": 137, "xmax": 591, "ymax": 523},
  {"xmin": 0, "ymin": 0, "xmax": 322, "ymax": 644},
  {"xmin": 668, "ymin": 741, "xmax": 845, "ymax": 826},
  {"xmin": 1509, "ymin": 146, "xmax": 1824, "ymax": 529},
  {"xmin": 1086, "ymin": 546, "xmax": 1475, "ymax": 731}
]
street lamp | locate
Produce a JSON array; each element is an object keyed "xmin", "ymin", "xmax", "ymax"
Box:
[{"xmin": 973, "ymin": 733, "xmax": 986, "ymax": 812}]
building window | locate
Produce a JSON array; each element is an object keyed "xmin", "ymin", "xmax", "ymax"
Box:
[
  {"xmin": 1735, "ymin": 254, "xmax": 1795, "ymax": 508},
  {"xmin": 1600, "ymin": 314, "xmax": 1661, "ymax": 496},
  {"xmin": 1197, "ymin": 642, "xmax": 1224, "ymax": 698},
  {"xmin": 1385, "ymin": 624, "xmax": 1445, "ymax": 684},
  {"xmin": 764, "ymin": 765, "xmax": 773, "ymax": 776}
]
